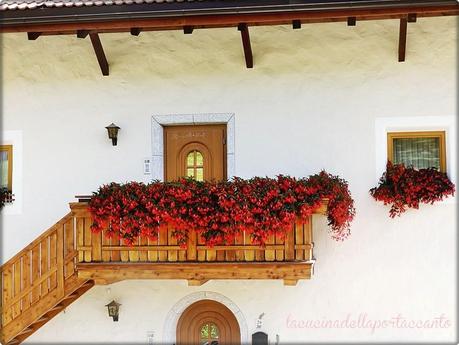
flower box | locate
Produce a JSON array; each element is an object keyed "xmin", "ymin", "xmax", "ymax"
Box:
[{"xmin": 70, "ymin": 201, "xmax": 327, "ymax": 286}]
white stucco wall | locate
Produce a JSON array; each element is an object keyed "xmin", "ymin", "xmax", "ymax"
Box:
[{"xmin": 1, "ymin": 16, "xmax": 457, "ymax": 343}]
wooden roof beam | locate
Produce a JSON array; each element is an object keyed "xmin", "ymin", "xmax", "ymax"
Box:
[
  {"xmin": 398, "ymin": 13, "xmax": 417, "ymax": 61},
  {"xmin": 76, "ymin": 30, "xmax": 89, "ymax": 38},
  {"xmin": 347, "ymin": 17, "xmax": 356, "ymax": 26},
  {"xmin": 27, "ymin": 32, "xmax": 41, "ymax": 40},
  {"xmin": 130, "ymin": 28, "xmax": 141, "ymax": 36},
  {"xmin": 238, "ymin": 23, "xmax": 253, "ymax": 69},
  {"xmin": 408, "ymin": 13, "xmax": 417, "ymax": 22},
  {"xmin": 398, "ymin": 17, "xmax": 408, "ymax": 62},
  {"xmin": 89, "ymin": 33, "xmax": 109, "ymax": 76},
  {"xmin": 183, "ymin": 25, "xmax": 194, "ymax": 34}
]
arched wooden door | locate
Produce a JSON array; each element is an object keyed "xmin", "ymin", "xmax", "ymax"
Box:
[
  {"xmin": 176, "ymin": 300, "xmax": 241, "ymax": 345},
  {"xmin": 164, "ymin": 125, "xmax": 226, "ymax": 182}
]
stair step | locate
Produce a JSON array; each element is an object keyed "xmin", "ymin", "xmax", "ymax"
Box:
[
  {"xmin": 7, "ymin": 338, "xmax": 20, "ymax": 345},
  {"xmin": 17, "ymin": 327, "xmax": 34, "ymax": 336},
  {"xmin": 62, "ymin": 293, "xmax": 78, "ymax": 300},
  {"xmin": 49, "ymin": 304, "xmax": 65, "ymax": 312},
  {"xmin": 35, "ymin": 316, "xmax": 50, "ymax": 323}
]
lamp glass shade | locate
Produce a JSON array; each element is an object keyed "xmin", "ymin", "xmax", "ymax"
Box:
[
  {"xmin": 105, "ymin": 300, "xmax": 121, "ymax": 321},
  {"xmin": 105, "ymin": 123, "xmax": 120, "ymax": 146}
]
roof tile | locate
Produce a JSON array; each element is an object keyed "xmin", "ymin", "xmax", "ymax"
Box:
[{"xmin": 0, "ymin": 0, "xmax": 198, "ymax": 11}]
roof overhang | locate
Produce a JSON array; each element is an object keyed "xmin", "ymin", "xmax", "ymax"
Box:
[
  {"xmin": 2, "ymin": 0, "xmax": 457, "ymax": 77},
  {"xmin": 1, "ymin": 0, "xmax": 458, "ymax": 33}
]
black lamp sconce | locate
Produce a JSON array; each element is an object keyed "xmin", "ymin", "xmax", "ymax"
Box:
[
  {"xmin": 105, "ymin": 300, "xmax": 121, "ymax": 322},
  {"xmin": 105, "ymin": 123, "xmax": 120, "ymax": 146}
]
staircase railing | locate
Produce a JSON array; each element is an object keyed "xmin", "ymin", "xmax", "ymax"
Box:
[{"xmin": 0, "ymin": 213, "xmax": 81, "ymax": 344}]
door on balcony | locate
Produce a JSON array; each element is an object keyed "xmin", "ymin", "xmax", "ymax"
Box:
[
  {"xmin": 164, "ymin": 125, "xmax": 226, "ymax": 182},
  {"xmin": 176, "ymin": 300, "xmax": 241, "ymax": 345}
]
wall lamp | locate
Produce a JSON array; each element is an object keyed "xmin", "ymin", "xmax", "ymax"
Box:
[
  {"xmin": 105, "ymin": 300, "xmax": 121, "ymax": 322},
  {"xmin": 105, "ymin": 123, "xmax": 120, "ymax": 146}
]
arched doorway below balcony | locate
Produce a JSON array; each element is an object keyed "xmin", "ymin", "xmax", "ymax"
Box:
[{"xmin": 176, "ymin": 299, "xmax": 241, "ymax": 345}]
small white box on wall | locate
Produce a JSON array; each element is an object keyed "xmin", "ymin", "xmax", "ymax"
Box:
[{"xmin": 144, "ymin": 158, "xmax": 152, "ymax": 175}]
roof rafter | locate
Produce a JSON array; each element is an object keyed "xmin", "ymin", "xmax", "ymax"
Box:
[
  {"xmin": 27, "ymin": 32, "xmax": 41, "ymax": 40},
  {"xmin": 238, "ymin": 23, "xmax": 253, "ymax": 69},
  {"xmin": 398, "ymin": 17, "xmax": 408, "ymax": 62},
  {"xmin": 183, "ymin": 25, "xmax": 194, "ymax": 34},
  {"xmin": 292, "ymin": 20, "xmax": 301, "ymax": 29},
  {"xmin": 89, "ymin": 33, "xmax": 109, "ymax": 76},
  {"xmin": 77, "ymin": 30, "xmax": 89, "ymax": 39},
  {"xmin": 347, "ymin": 17, "xmax": 357, "ymax": 26},
  {"xmin": 130, "ymin": 28, "xmax": 141, "ymax": 36}
]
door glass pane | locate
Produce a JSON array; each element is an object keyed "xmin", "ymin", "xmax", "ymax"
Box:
[
  {"xmin": 196, "ymin": 168, "xmax": 204, "ymax": 182},
  {"xmin": 201, "ymin": 324, "xmax": 209, "ymax": 339},
  {"xmin": 210, "ymin": 324, "xmax": 219, "ymax": 338},
  {"xmin": 187, "ymin": 152, "xmax": 195, "ymax": 166},
  {"xmin": 186, "ymin": 150, "xmax": 204, "ymax": 181},
  {"xmin": 393, "ymin": 137, "xmax": 440, "ymax": 170},
  {"xmin": 196, "ymin": 151, "xmax": 203, "ymax": 166},
  {"xmin": 200, "ymin": 322, "xmax": 219, "ymax": 345}
]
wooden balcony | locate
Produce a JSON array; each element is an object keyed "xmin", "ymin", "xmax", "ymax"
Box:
[
  {"xmin": 70, "ymin": 201, "xmax": 327, "ymax": 286},
  {"xmin": 1, "ymin": 200, "xmax": 327, "ymax": 344}
]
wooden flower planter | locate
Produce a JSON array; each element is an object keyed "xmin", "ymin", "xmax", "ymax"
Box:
[{"xmin": 70, "ymin": 200, "xmax": 327, "ymax": 286}]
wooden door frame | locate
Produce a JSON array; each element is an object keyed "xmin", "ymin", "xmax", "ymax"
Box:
[{"xmin": 151, "ymin": 113, "xmax": 235, "ymax": 181}]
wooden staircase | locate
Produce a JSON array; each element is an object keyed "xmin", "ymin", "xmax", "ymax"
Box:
[{"xmin": 0, "ymin": 213, "xmax": 94, "ymax": 345}]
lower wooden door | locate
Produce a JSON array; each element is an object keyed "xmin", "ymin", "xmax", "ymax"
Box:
[{"xmin": 176, "ymin": 300, "xmax": 241, "ymax": 345}]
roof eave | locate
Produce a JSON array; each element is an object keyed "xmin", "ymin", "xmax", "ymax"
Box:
[{"xmin": 0, "ymin": 0, "xmax": 458, "ymax": 33}]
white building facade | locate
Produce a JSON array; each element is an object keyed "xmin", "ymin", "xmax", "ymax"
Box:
[{"xmin": 1, "ymin": 2, "xmax": 457, "ymax": 343}]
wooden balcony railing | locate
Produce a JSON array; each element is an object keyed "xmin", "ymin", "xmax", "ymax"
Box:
[{"xmin": 71, "ymin": 201, "xmax": 327, "ymax": 286}]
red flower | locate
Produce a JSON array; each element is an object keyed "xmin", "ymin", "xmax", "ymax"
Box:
[
  {"xmin": 370, "ymin": 161, "xmax": 455, "ymax": 217},
  {"xmin": 89, "ymin": 173, "xmax": 355, "ymax": 246}
]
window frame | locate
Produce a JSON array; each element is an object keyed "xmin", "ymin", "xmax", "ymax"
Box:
[
  {"xmin": 387, "ymin": 131, "xmax": 446, "ymax": 172},
  {"xmin": 0, "ymin": 144, "xmax": 13, "ymax": 191}
]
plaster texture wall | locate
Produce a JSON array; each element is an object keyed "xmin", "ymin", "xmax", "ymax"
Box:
[{"xmin": 1, "ymin": 16, "xmax": 457, "ymax": 343}]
